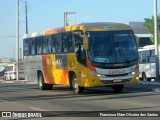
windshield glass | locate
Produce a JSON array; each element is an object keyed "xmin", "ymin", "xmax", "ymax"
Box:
[
  {"xmin": 5, "ymin": 66, "xmax": 13, "ymax": 72},
  {"xmin": 87, "ymin": 30, "xmax": 138, "ymax": 64}
]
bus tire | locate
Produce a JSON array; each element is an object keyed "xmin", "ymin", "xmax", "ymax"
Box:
[
  {"xmin": 112, "ymin": 84, "xmax": 124, "ymax": 92},
  {"xmin": 142, "ymin": 73, "xmax": 147, "ymax": 81},
  {"xmin": 72, "ymin": 75, "xmax": 84, "ymax": 94},
  {"xmin": 38, "ymin": 73, "xmax": 53, "ymax": 90}
]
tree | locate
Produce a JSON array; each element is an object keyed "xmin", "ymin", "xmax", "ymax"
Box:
[{"xmin": 144, "ymin": 15, "xmax": 160, "ymax": 43}]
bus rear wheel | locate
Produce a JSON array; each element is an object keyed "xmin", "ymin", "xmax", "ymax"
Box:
[
  {"xmin": 38, "ymin": 73, "xmax": 53, "ymax": 90},
  {"xmin": 112, "ymin": 85, "xmax": 124, "ymax": 92},
  {"xmin": 72, "ymin": 75, "xmax": 84, "ymax": 94}
]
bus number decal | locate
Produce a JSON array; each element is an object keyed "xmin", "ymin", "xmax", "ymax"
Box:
[{"xmin": 47, "ymin": 58, "xmax": 56, "ymax": 65}]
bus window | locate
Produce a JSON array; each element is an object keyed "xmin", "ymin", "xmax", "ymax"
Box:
[
  {"xmin": 24, "ymin": 39, "xmax": 29, "ymax": 55},
  {"xmin": 47, "ymin": 36, "xmax": 52, "ymax": 54},
  {"xmin": 149, "ymin": 56, "xmax": 156, "ymax": 63},
  {"xmin": 51, "ymin": 35, "xmax": 56, "ymax": 53},
  {"xmin": 42, "ymin": 36, "xmax": 51, "ymax": 54},
  {"xmin": 62, "ymin": 32, "xmax": 68, "ymax": 52},
  {"xmin": 43, "ymin": 36, "xmax": 48, "ymax": 54},
  {"xmin": 74, "ymin": 34, "xmax": 82, "ymax": 52},
  {"xmin": 37, "ymin": 37, "xmax": 42, "ymax": 54},
  {"xmin": 62, "ymin": 32, "xmax": 74, "ymax": 53},
  {"xmin": 55, "ymin": 33, "xmax": 62, "ymax": 52},
  {"xmin": 151, "ymin": 50, "xmax": 155, "ymax": 56},
  {"xmin": 29, "ymin": 38, "xmax": 35, "ymax": 55}
]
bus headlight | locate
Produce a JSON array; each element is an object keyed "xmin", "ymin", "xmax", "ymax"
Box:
[
  {"xmin": 90, "ymin": 70, "xmax": 99, "ymax": 76},
  {"xmin": 132, "ymin": 72, "xmax": 135, "ymax": 75},
  {"xmin": 90, "ymin": 70, "xmax": 106, "ymax": 78}
]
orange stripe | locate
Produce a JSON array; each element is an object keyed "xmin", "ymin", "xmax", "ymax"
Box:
[
  {"xmin": 59, "ymin": 70, "xmax": 68, "ymax": 85},
  {"xmin": 86, "ymin": 58, "xmax": 96, "ymax": 72},
  {"xmin": 44, "ymin": 29, "xmax": 57, "ymax": 35},
  {"xmin": 42, "ymin": 56, "xmax": 54, "ymax": 84}
]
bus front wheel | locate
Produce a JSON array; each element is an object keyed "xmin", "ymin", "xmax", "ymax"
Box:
[
  {"xmin": 112, "ymin": 85, "xmax": 124, "ymax": 92},
  {"xmin": 72, "ymin": 75, "xmax": 84, "ymax": 94},
  {"xmin": 38, "ymin": 73, "xmax": 53, "ymax": 90}
]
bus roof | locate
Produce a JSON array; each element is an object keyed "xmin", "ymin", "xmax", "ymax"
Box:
[{"xmin": 23, "ymin": 22, "xmax": 132, "ymax": 39}]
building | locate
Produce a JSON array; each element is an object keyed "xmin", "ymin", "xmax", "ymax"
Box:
[{"xmin": 125, "ymin": 22, "xmax": 153, "ymax": 47}]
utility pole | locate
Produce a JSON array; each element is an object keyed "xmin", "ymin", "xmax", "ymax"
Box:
[
  {"xmin": 25, "ymin": 1, "xmax": 28, "ymax": 34},
  {"xmin": 16, "ymin": 0, "xmax": 19, "ymax": 81},
  {"xmin": 154, "ymin": 0, "xmax": 159, "ymax": 82}
]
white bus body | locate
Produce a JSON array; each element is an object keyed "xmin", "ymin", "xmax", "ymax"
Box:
[
  {"xmin": 3, "ymin": 63, "xmax": 25, "ymax": 80},
  {"xmin": 138, "ymin": 45, "xmax": 160, "ymax": 81}
]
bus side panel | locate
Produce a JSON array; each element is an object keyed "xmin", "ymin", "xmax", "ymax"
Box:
[
  {"xmin": 24, "ymin": 56, "xmax": 42, "ymax": 83},
  {"xmin": 67, "ymin": 53, "xmax": 104, "ymax": 87},
  {"xmin": 42, "ymin": 54, "xmax": 69, "ymax": 85},
  {"xmin": 42, "ymin": 55, "xmax": 55, "ymax": 84},
  {"xmin": 56, "ymin": 54, "xmax": 69, "ymax": 85}
]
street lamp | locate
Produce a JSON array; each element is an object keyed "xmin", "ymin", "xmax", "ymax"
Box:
[
  {"xmin": 16, "ymin": 0, "xmax": 19, "ymax": 81},
  {"xmin": 154, "ymin": 0, "xmax": 159, "ymax": 82}
]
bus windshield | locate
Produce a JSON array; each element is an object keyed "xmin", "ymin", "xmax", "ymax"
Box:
[
  {"xmin": 5, "ymin": 66, "xmax": 13, "ymax": 72},
  {"xmin": 88, "ymin": 30, "xmax": 138, "ymax": 64}
]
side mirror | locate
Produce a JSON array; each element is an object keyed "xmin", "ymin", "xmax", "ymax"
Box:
[{"xmin": 83, "ymin": 36, "xmax": 88, "ymax": 50}]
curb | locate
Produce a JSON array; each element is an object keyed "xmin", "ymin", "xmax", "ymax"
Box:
[
  {"xmin": 0, "ymin": 79, "xmax": 36, "ymax": 84},
  {"xmin": 125, "ymin": 81, "xmax": 160, "ymax": 92}
]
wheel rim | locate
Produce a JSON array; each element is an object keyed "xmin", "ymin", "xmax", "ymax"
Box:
[
  {"xmin": 72, "ymin": 78, "xmax": 79, "ymax": 94},
  {"xmin": 39, "ymin": 76, "xmax": 42, "ymax": 88}
]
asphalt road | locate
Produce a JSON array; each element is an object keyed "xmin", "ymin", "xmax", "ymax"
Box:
[{"xmin": 0, "ymin": 83, "xmax": 160, "ymax": 120}]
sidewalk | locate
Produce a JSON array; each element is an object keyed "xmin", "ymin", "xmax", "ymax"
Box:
[{"xmin": 125, "ymin": 81, "xmax": 160, "ymax": 92}]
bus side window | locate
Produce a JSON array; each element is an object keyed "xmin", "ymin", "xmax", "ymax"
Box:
[
  {"xmin": 24, "ymin": 39, "xmax": 29, "ymax": 55},
  {"xmin": 43, "ymin": 36, "xmax": 48, "ymax": 54},
  {"xmin": 68, "ymin": 32, "xmax": 75, "ymax": 52},
  {"xmin": 31, "ymin": 38, "xmax": 35, "ymax": 55},
  {"xmin": 42, "ymin": 36, "xmax": 51, "ymax": 54},
  {"xmin": 51, "ymin": 35, "xmax": 56, "ymax": 53},
  {"xmin": 28, "ymin": 38, "xmax": 35, "ymax": 55},
  {"xmin": 62, "ymin": 32, "xmax": 74, "ymax": 53},
  {"xmin": 47, "ymin": 35, "xmax": 51, "ymax": 54},
  {"xmin": 55, "ymin": 33, "xmax": 62, "ymax": 52},
  {"xmin": 75, "ymin": 34, "xmax": 86, "ymax": 66},
  {"xmin": 37, "ymin": 37, "xmax": 42, "ymax": 54},
  {"xmin": 62, "ymin": 32, "xmax": 68, "ymax": 52}
]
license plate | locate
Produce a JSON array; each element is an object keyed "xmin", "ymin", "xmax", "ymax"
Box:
[{"xmin": 113, "ymin": 79, "xmax": 122, "ymax": 83}]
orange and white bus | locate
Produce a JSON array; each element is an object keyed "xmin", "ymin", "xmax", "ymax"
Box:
[{"xmin": 23, "ymin": 22, "xmax": 139, "ymax": 94}]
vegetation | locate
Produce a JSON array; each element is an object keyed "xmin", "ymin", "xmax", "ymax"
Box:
[{"xmin": 144, "ymin": 15, "xmax": 160, "ymax": 43}]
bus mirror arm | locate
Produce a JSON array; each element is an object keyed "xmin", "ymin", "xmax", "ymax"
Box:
[{"xmin": 83, "ymin": 36, "xmax": 88, "ymax": 50}]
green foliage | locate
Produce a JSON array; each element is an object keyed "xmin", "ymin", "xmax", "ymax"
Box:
[{"xmin": 144, "ymin": 15, "xmax": 160, "ymax": 43}]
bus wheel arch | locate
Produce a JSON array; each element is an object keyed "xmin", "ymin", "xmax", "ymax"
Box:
[
  {"xmin": 37, "ymin": 71, "xmax": 53, "ymax": 90},
  {"xmin": 69, "ymin": 72, "xmax": 84, "ymax": 94}
]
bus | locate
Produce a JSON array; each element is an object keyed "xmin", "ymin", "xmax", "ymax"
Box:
[
  {"xmin": 138, "ymin": 45, "xmax": 160, "ymax": 81},
  {"xmin": 3, "ymin": 63, "xmax": 25, "ymax": 80},
  {"xmin": 23, "ymin": 22, "xmax": 139, "ymax": 94}
]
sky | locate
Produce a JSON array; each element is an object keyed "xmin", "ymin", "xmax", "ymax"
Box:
[{"xmin": 0, "ymin": 0, "xmax": 159, "ymax": 58}]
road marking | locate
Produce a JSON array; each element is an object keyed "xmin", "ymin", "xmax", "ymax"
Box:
[{"xmin": 29, "ymin": 107, "xmax": 47, "ymax": 111}]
